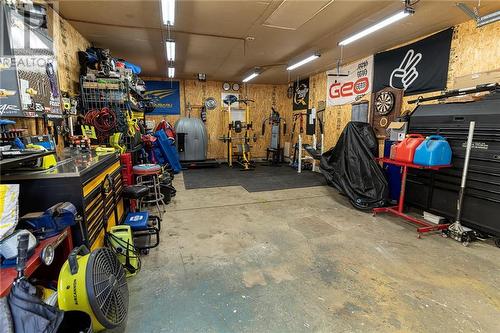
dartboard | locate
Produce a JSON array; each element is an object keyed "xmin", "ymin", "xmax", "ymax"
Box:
[{"xmin": 375, "ymin": 91, "xmax": 395, "ymax": 115}]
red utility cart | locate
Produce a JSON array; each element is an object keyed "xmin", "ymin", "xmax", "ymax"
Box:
[{"xmin": 373, "ymin": 157, "xmax": 452, "ymax": 237}]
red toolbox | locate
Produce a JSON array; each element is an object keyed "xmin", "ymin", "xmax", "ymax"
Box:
[
  {"xmin": 393, "ymin": 134, "xmax": 425, "ymax": 163},
  {"xmin": 120, "ymin": 153, "xmax": 134, "ymax": 185},
  {"xmin": 120, "ymin": 153, "xmax": 132, "ymax": 165}
]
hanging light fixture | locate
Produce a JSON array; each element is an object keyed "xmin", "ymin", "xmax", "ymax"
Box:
[
  {"xmin": 286, "ymin": 53, "xmax": 320, "ymax": 71},
  {"xmin": 197, "ymin": 73, "xmax": 206, "ymax": 81},
  {"xmin": 242, "ymin": 72, "xmax": 259, "ymax": 83},
  {"xmin": 161, "ymin": 0, "xmax": 175, "ymax": 26},
  {"xmin": 242, "ymin": 68, "xmax": 262, "ymax": 83},
  {"xmin": 166, "ymin": 39, "xmax": 175, "ymax": 61},
  {"xmin": 168, "ymin": 67, "xmax": 175, "ymax": 78},
  {"xmin": 338, "ymin": 7, "xmax": 414, "ymax": 46}
]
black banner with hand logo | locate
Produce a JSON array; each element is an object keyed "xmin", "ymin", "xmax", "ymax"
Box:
[
  {"xmin": 293, "ymin": 78, "xmax": 310, "ymax": 110},
  {"xmin": 373, "ymin": 28, "xmax": 453, "ymax": 96}
]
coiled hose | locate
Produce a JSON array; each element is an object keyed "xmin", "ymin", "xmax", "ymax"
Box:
[{"xmin": 84, "ymin": 107, "xmax": 117, "ymax": 140}]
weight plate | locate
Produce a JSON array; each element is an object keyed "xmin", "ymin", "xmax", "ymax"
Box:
[{"xmin": 204, "ymin": 97, "xmax": 217, "ymax": 110}]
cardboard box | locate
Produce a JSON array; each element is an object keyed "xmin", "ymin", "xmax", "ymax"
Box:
[{"xmin": 387, "ymin": 121, "xmax": 407, "ymax": 141}]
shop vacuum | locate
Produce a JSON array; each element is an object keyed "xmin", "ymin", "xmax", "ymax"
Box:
[{"xmin": 445, "ymin": 122, "xmax": 480, "ymax": 246}]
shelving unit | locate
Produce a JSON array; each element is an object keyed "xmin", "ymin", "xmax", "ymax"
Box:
[
  {"xmin": 80, "ymin": 77, "xmax": 145, "ymax": 113},
  {"xmin": 80, "ymin": 76, "xmax": 145, "ymax": 150}
]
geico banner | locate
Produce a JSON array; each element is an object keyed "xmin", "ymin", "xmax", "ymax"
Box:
[{"xmin": 326, "ymin": 55, "xmax": 373, "ymax": 107}]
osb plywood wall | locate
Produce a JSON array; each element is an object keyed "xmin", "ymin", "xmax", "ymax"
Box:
[
  {"xmin": 310, "ymin": 19, "xmax": 500, "ymax": 151},
  {"xmin": 48, "ymin": 6, "xmax": 91, "ymax": 95},
  {"xmin": 145, "ymin": 80, "xmax": 293, "ymax": 159},
  {"xmin": 147, "ymin": 19, "xmax": 500, "ymax": 159},
  {"xmin": 13, "ymin": 4, "xmax": 90, "ymax": 142},
  {"xmin": 448, "ymin": 19, "xmax": 500, "ymax": 82},
  {"xmin": 309, "ymin": 71, "xmax": 352, "ymax": 150}
]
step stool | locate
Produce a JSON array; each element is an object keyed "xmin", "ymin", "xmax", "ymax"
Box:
[{"xmin": 133, "ymin": 164, "xmax": 166, "ymax": 217}]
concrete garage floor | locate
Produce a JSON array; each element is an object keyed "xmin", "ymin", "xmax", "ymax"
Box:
[{"xmin": 126, "ymin": 172, "xmax": 500, "ymax": 333}]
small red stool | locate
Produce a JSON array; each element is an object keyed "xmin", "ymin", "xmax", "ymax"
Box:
[{"xmin": 133, "ymin": 164, "xmax": 166, "ymax": 216}]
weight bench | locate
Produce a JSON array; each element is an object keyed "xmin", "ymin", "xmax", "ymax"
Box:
[
  {"xmin": 302, "ymin": 144, "xmax": 322, "ymax": 160},
  {"xmin": 265, "ymin": 147, "xmax": 284, "ymax": 165}
]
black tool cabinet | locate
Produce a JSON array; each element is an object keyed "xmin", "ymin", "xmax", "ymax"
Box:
[
  {"xmin": 1, "ymin": 150, "xmax": 124, "ymax": 248},
  {"xmin": 406, "ymin": 95, "xmax": 500, "ymax": 237}
]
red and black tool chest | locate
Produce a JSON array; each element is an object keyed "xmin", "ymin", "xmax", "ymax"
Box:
[{"xmin": 407, "ymin": 94, "xmax": 500, "ymax": 237}]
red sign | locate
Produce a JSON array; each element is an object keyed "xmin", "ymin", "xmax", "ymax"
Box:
[
  {"xmin": 326, "ymin": 55, "xmax": 373, "ymax": 106},
  {"xmin": 329, "ymin": 77, "xmax": 370, "ymax": 99}
]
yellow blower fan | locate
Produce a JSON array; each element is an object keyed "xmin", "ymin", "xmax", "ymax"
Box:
[{"xmin": 57, "ymin": 246, "xmax": 129, "ymax": 332}]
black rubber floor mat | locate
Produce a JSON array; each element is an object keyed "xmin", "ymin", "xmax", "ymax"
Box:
[{"xmin": 183, "ymin": 164, "xmax": 326, "ymax": 192}]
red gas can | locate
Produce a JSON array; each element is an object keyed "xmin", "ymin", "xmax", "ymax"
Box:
[{"xmin": 394, "ymin": 134, "xmax": 425, "ymax": 163}]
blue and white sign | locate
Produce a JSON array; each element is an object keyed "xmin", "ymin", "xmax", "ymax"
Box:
[{"xmin": 144, "ymin": 80, "xmax": 181, "ymax": 115}]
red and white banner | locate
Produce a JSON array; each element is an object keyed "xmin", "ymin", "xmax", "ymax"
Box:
[{"xmin": 326, "ymin": 55, "xmax": 373, "ymax": 107}]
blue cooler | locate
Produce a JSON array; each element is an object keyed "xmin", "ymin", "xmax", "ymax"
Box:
[{"xmin": 413, "ymin": 135, "xmax": 452, "ymax": 166}]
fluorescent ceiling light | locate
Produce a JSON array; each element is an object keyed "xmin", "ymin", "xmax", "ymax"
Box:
[
  {"xmin": 286, "ymin": 54, "xmax": 320, "ymax": 71},
  {"xmin": 161, "ymin": 0, "xmax": 175, "ymax": 26},
  {"xmin": 339, "ymin": 10, "xmax": 410, "ymax": 46},
  {"xmin": 166, "ymin": 40, "xmax": 175, "ymax": 61},
  {"xmin": 168, "ymin": 67, "xmax": 175, "ymax": 78},
  {"xmin": 242, "ymin": 72, "xmax": 259, "ymax": 83}
]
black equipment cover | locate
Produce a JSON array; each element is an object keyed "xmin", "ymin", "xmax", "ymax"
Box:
[
  {"xmin": 8, "ymin": 279, "xmax": 64, "ymax": 333},
  {"xmin": 320, "ymin": 122, "xmax": 388, "ymax": 210}
]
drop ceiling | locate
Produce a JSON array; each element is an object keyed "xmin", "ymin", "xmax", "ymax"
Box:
[{"xmin": 53, "ymin": 0, "xmax": 500, "ymax": 84}]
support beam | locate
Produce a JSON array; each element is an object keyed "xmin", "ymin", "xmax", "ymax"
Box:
[{"xmin": 60, "ymin": 18, "xmax": 246, "ymax": 43}]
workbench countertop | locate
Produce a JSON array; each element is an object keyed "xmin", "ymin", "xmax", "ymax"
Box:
[{"xmin": 0, "ymin": 149, "xmax": 119, "ymax": 181}]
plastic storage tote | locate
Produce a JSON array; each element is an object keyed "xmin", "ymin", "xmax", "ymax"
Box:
[
  {"xmin": 413, "ymin": 135, "xmax": 452, "ymax": 166},
  {"xmin": 393, "ymin": 134, "xmax": 425, "ymax": 163}
]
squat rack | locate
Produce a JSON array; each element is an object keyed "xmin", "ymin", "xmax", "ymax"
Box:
[{"xmin": 219, "ymin": 97, "xmax": 255, "ymax": 170}]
